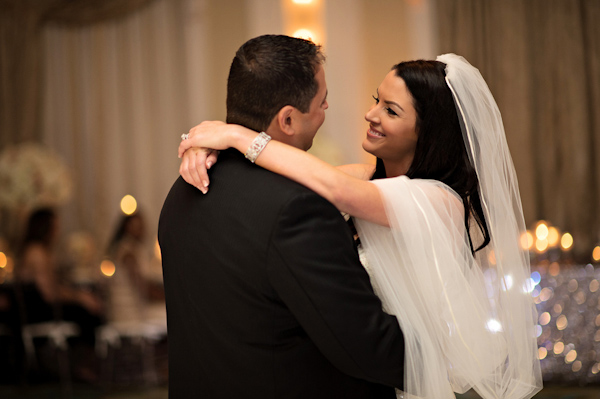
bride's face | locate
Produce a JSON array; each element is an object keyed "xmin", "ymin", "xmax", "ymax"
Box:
[{"xmin": 362, "ymin": 71, "xmax": 418, "ymax": 176}]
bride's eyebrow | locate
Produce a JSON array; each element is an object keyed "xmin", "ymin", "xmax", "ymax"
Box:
[
  {"xmin": 377, "ymin": 88, "xmax": 404, "ymax": 112},
  {"xmin": 384, "ymin": 99, "xmax": 404, "ymax": 112}
]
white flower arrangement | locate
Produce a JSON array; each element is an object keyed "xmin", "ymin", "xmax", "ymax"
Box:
[{"xmin": 0, "ymin": 142, "xmax": 73, "ymax": 212}]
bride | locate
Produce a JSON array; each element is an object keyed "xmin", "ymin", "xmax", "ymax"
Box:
[{"xmin": 178, "ymin": 54, "xmax": 542, "ymax": 399}]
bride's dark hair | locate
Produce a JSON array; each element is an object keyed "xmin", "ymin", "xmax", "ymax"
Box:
[{"xmin": 372, "ymin": 60, "xmax": 490, "ymax": 253}]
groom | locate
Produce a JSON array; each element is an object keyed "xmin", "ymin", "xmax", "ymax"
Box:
[{"xmin": 159, "ymin": 35, "xmax": 404, "ymax": 399}]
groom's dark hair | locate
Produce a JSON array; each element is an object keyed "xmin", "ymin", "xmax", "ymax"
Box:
[{"xmin": 226, "ymin": 34, "xmax": 325, "ymax": 132}]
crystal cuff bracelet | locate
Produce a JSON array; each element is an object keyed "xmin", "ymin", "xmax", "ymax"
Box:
[{"xmin": 245, "ymin": 132, "xmax": 271, "ymax": 163}]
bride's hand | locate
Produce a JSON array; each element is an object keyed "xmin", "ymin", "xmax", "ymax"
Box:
[
  {"xmin": 178, "ymin": 121, "xmax": 236, "ymax": 158},
  {"xmin": 178, "ymin": 121, "xmax": 237, "ymax": 193},
  {"xmin": 179, "ymin": 147, "xmax": 219, "ymax": 194}
]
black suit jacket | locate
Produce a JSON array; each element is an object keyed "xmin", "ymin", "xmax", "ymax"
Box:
[{"xmin": 158, "ymin": 150, "xmax": 404, "ymax": 399}]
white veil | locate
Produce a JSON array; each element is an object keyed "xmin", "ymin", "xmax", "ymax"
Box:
[{"xmin": 354, "ymin": 54, "xmax": 542, "ymax": 399}]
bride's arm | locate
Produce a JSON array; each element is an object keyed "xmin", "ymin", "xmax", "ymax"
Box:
[
  {"xmin": 336, "ymin": 164, "xmax": 376, "ymax": 181},
  {"xmin": 179, "ymin": 122, "xmax": 388, "ymax": 226}
]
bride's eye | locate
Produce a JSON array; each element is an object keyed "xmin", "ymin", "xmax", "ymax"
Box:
[
  {"xmin": 385, "ymin": 107, "xmax": 398, "ymax": 116},
  {"xmin": 372, "ymin": 95, "xmax": 379, "ymax": 104}
]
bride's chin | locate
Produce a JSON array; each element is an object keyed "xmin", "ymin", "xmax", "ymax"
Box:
[{"xmin": 362, "ymin": 140, "xmax": 378, "ymax": 157}]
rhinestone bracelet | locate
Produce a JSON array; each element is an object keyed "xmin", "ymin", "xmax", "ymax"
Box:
[{"xmin": 244, "ymin": 132, "xmax": 272, "ymax": 163}]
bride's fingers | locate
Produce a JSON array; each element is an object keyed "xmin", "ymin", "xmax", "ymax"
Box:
[
  {"xmin": 179, "ymin": 150, "xmax": 192, "ymax": 183},
  {"xmin": 206, "ymin": 150, "xmax": 219, "ymax": 169},
  {"xmin": 178, "ymin": 135, "xmax": 193, "ymax": 158},
  {"xmin": 191, "ymin": 149, "xmax": 210, "ymax": 191},
  {"xmin": 180, "ymin": 150, "xmax": 204, "ymax": 193}
]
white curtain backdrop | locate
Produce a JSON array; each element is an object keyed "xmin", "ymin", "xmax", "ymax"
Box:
[{"xmin": 41, "ymin": 0, "xmax": 210, "ymax": 251}]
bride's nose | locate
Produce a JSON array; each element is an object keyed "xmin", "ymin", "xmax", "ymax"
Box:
[{"xmin": 365, "ymin": 104, "xmax": 379, "ymax": 123}]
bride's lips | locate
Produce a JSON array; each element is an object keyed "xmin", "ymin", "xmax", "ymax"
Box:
[{"xmin": 367, "ymin": 127, "xmax": 385, "ymax": 138}]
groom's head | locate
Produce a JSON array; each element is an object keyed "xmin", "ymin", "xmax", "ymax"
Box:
[{"xmin": 226, "ymin": 35, "xmax": 328, "ymax": 150}]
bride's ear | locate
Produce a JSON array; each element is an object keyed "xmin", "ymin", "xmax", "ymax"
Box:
[{"xmin": 275, "ymin": 106, "xmax": 297, "ymax": 138}]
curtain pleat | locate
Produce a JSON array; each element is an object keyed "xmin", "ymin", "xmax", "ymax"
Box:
[
  {"xmin": 40, "ymin": 0, "xmax": 207, "ymax": 250},
  {"xmin": 437, "ymin": 0, "xmax": 600, "ymax": 257}
]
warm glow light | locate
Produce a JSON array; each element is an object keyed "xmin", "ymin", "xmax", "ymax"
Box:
[
  {"xmin": 293, "ymin": 29, "xmax": 315, "ymax": 41},
  {"xmin": 292, "ymin": 0, "xmax": 313, "ymax": 3},
  {"xmin": 593, "ymin": 246, "xmax": 600, "ymax": 262},
  {"xmin": 520, "ymin": 231, "xmax": 534, "ymax": 250},
  {"xmin": 549, "ymin": 262, "xmax": 560, "ymax": 276},
  {"xmin": 565, "ymin": 350, "xmax": 577, "ymax": 363},
  {"xmin": 120, "ymin": 195, "xmax": 137, "ymax": 215},
  {"xmin": 547, "ymin": 227, "xmax": 560, "ymax": 247},
  {"xmin": 539, "ymin": 312, "xmax": 551, "ymax": 326},
  {"xmin": 535, "ymin": 222, "xmax": 549, "ymax": 241},
  {"xmin": 561, "ymin": 233, "xmax": 573, "ymax": 250},
  {"xmin": 538, "ymin": 347, "xmax": 547, "ymax": 360},
  {"xmin": 535, "ymin": 239, "xmax": 548, "ymax": 253},
  {"xmin": 553, "ymin": 341, "xmax": 565, "ymax": 355},
  {"xmin": 488, "ymin": 250, "xmax": 496, "ymax": 265},
  {"xmin": 100, "ymin": 260, "xmax": 116, "ymax": 277},
  {"xmin": 592, "ymin": 363, "xmax": 600, "ymax": 374},
  {"xmin": 0, "ymin": 252, "xmax": 6, "ymax": 269},
  {"xmin": 553, "ymin": 303, "xmax": 562, "ymax": 316},
  {"xmin": 590, "ymin": 279, "xmax": 600, "ymax": 293},
  {"xmin": 155, "ymin": 239, "xmax": 162, "ymax": 260},
  {"xmin": 539, "ymin": 287, "xmax": 553, "ymax": 302},
  {"xmin": 556, "ymin": 314, "xmax": 568, "ymax": 330}
]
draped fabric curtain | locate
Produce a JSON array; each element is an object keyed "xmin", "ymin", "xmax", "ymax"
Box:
[
  {"xmin": 1, "ymin": 0, "xmax": 252, "ymax": 255},
  {"xmin": 41, "ymin": 0, "xmax": 212, "ymax": 250},
  {"xmin": 436, "ymin": 0, "xmax": 600, "ymax": 258},
  {"xmin": 0, "ymin": 0, "xmax": 157, "ymax": 148}
]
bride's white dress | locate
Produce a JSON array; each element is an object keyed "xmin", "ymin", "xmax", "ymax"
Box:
[{"xmin": 352, "ymin": 176, "xmax": 541, "ymax": 399}]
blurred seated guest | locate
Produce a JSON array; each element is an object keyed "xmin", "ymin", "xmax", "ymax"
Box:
[
  {"xmin": 106, "ymin": 212, "xmax": 163, "ymax": 324},
  {"xmin": 15, "ymin": 208, "xmax": 104, "ymax": 342}
]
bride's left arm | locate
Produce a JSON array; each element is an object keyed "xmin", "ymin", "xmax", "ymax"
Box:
[{"xmin": 179, "ymin": 122, "xmax": 388, "ymax": 226}]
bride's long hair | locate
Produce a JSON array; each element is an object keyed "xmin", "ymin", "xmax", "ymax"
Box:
[{"xmin": 372, "ymin": 60, "xmax": 490, "ymax": 253}]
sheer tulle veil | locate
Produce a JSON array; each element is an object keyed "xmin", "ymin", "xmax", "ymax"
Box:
[{"xmin": 353, "ymin": 54, "xmax": 542, "ymax": 398}]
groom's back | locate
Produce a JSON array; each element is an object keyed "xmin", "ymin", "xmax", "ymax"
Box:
[{"xmin": 159, "ymin": 150, "xmax": 399, "ymax": 399}]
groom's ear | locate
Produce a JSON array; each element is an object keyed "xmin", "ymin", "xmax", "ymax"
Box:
[{"xmin": 275, "ymin": 106, "xmax": 297, "ymax": 138}]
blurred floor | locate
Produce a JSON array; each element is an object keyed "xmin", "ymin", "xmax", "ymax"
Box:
[{"xmin": 0, "ymin": 383, "xmax": 598, "ymax": 398}]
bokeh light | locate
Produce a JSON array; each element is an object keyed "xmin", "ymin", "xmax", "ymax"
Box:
[
  {"xmin": 539, "ymin": 312, "xmax": 551, "ymax": 326},
  {"xmin": 100, "ymin": 259, "xmax": 116, "ymax": 277},
  {"xmin": 0, "ymin": 252, "xmax": 6, "ymax": 268},
  {"xmin": 593, "ymin": 246, "xmax": 600, "ymax": 262},
  {"xmin": 547, "ymin": 226, "xmax": 560, "ymax": 247},
  {"xmin": 120, "ymin": 194, "xmax": 137, "ymax": 215},
  {"xmin": 535, "ymin": 221, "xmax": 549, "ymax": 241},
  {"xmin": 565, "ymin": 349, "xmax": 577, "ymax": 363},
  {"xmin": 535, "ymin": 238, "xmax": 549, "ymax": 253},
  {"xmin": 561, "ymin": 232, "xmax": 573, "ymax": 250},
  {"xmin": 538, "ymin": 347, "xmax": 548, "ymax": 360},
  {"xmin": 556, "ymin": 315, "xmax": 568, "ymax": 330},
  {"xmin": 520, "ymin": 231, "xmax": 534, "ymax": 250},
  {"xmin": 554, "ymin": 341, "xmax": 565, "ymax": 355},
  {"xmin": 486, "ymin": 319, "xmax": 502, "ymax": 332}
]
